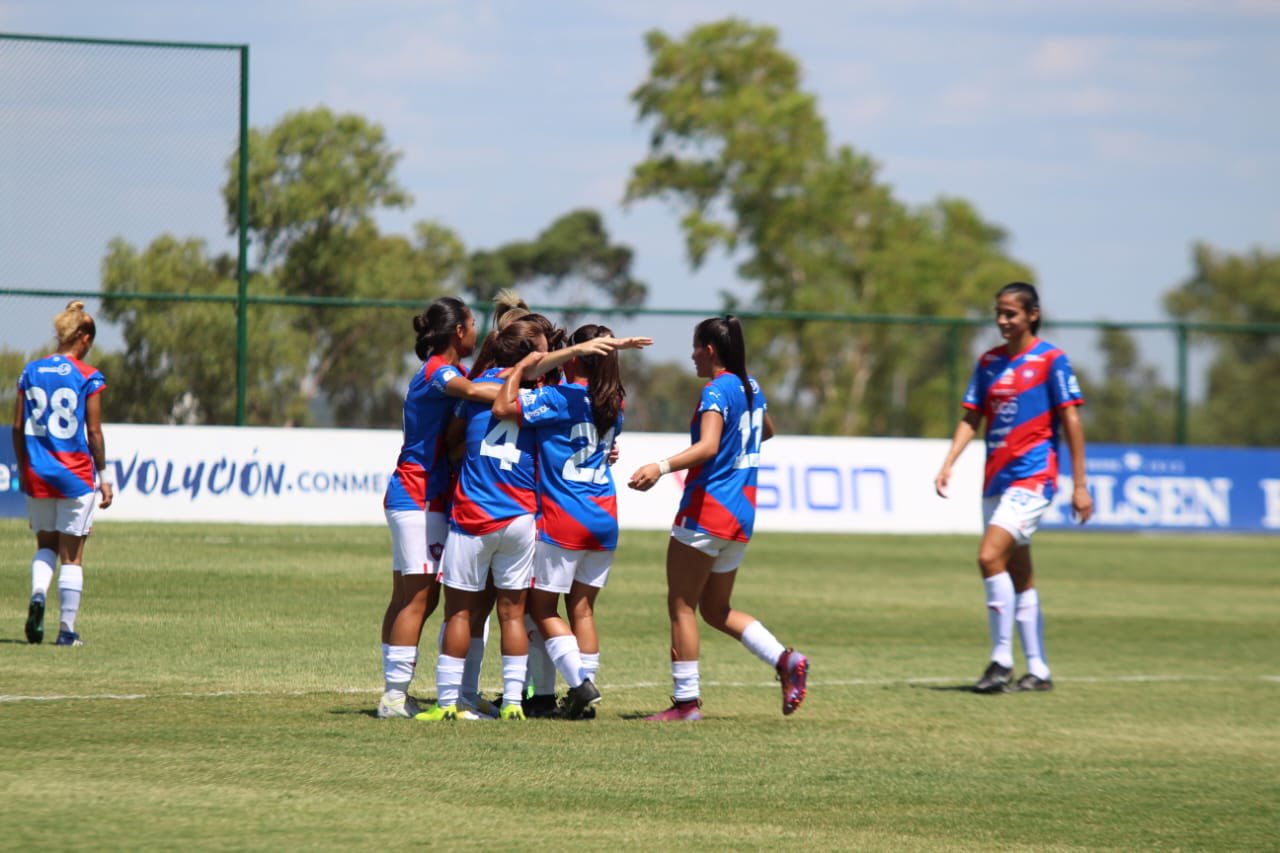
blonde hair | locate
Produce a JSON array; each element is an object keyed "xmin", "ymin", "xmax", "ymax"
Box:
[
  {"xmin": 493, "ymin": 288, "xmax": 530, "ymax": 330},
  {"xmin": 53, "ymin": 300, "xmax": 95, "ymax": 349}
]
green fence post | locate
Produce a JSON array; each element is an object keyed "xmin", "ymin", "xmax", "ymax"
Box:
[
  {"xmin": 235, "ymin": 45, "xmax": 250, "ymax": 426},
  {"xmin": 946, "ymin": 321, "xmax": 960, "ymax": 416},
  {"xmin": 1175, "ymin": 323, "xmax": 1189, "ymax": 444}
]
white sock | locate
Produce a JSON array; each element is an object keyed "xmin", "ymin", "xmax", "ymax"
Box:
[
  {"xmin": 525, "ymin": 617, "xmax": 557, "ymax": 696},
  {"xmin": 739, "ymin": 620, "xmax": 786, "ymax": 667},
  {"xmin": 580, "ymin": 651, "xmax": 600, "ymax": 684},
  {"xmin": 544, "ymin": 633, "xmax": 585, "ymax": 688},
  {"xmin": 384, "ymin": 645, "xmax": 417, "ymax": 694},
  {"xmin": 984, "ymin": 573, "xmax": 1016, "ymax": 668},
  {"xmin": 672, "ymin": 659, "xmax": 699, "ymax": 702},
  {"xmin": 436, "ymin": 654, "xmax": 465, "ymax": 709},
  {"xmin": 1015, "ymin": 588, "xmax": 1050, "ymax": 679},
  {"xmin": 57, "ymin": 564, "xmax": 83, "ymax": 633},
  {"xmin": 31, "ymin": 549, "xmax": 55, "ymax": 597},
  {"xmin": 501, "ymin": 655, "xmax": 528, "ymax": 706}
]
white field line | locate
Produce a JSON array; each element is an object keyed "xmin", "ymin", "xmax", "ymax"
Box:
[{"xmin": 2, "ymin": 674, "xmax": 1277, "ymax": 704}]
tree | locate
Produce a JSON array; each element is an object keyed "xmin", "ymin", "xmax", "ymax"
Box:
[
  {"xmin": 466, "ymin": 209, "xmax": 647, "ymax": 312},
  {"xmin": 627, "ymin": 19, "xmax": 1031, "ymax": 436},
  {"xmin": 98, "ymin": 236, "xmax": 311, "ymax": 425},
  {"xmin": 1077, "ymin": 327, "xmax": 1176, "ymax": 443},
  {"xmin": 1164, "ymin": 243, "xmax": 1280, "ymax": 445}
]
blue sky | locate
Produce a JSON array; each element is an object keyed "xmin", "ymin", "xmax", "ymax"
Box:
[{"xmin": 2, "ymin": 0, "xmax": 1278, "ymax": 369}]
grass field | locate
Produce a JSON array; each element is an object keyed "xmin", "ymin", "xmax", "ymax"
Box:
[{"xmin": 1, "ymin": 520, "xmax": 1277, "ymax": 850}]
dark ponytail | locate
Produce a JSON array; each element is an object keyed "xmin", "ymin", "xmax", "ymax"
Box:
[
  {"xmin": 996, "ymin": 282, "xmax": 1041, "ymax": 334},
  {"xmin": 570, "ymin": 323, "xmax": 625, "ymax": 435},
  {"xmin": 694, "ymin": 315, "xmax": 753, "ymax": 408},
  {"xmin": 413, "ymin": 296, "xmax": 470, "ymax": 361}
]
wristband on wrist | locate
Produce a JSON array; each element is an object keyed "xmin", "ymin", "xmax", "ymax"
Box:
[
  {"xmin": 657, "ymin": 459, "xmax": 671, "ymax": 476},
  {"xmin": 98, "ymin": 468, "xmax": 114, "ymax": 488}
]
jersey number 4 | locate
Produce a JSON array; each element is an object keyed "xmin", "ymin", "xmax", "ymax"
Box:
[
  {"xmin": 481, "ymin": 419, "xmax": 524, "ymax": 471},
  {"xmin": 25, "ymin": 387, "xmax": 80, "ymax": 440}
]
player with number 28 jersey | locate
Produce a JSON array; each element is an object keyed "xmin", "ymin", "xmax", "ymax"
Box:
[{"xmin": 18, "ymin": 354, "xmax": 106, "ymax": 499}]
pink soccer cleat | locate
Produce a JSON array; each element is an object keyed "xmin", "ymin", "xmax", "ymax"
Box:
[
  {"xmin": 776, "ymin": 648, "xmax": 809, "ymax": 715},
  {"xmin": 644, "ymin": 698, "xmax": 703, "ymax": 721}
]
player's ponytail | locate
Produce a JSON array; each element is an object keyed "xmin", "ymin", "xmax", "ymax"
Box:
[
  {"xmin": 695, "ymin": 315, "xmax": 753, "ymax": 408},
  {"xmin": 996, "ymin": 282, "xmax": 1041, "ymax": 334},
  {"xmin": 53, "ymin": 300, "xmax": 95, "ymax": 349},
  {"xmin": 413, "ymin": 296, "xmax": 470, "ymax": 360},
  {"xmin": 570, "ymin": 323, "xmax": 625, "ymax": 435}
]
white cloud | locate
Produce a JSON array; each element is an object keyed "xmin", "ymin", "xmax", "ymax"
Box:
[{"xmin": 1031, "ymin": 37, "xmax": 1106, "ymax": 78}]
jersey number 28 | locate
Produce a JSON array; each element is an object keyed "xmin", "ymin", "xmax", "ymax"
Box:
[{"xmin": 25, "ymin": 387, "xmax": 80, "ymax": 440}]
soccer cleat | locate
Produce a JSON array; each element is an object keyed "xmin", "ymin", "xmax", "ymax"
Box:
[
  {"xmin": 522, "ymin": 693, "xmax": 559, "ymax": 718},
  {"xmin": 644, "ymin": 697, "xmax": 702, "ymax": 722},
  {"xmin": 25, "ymin": 593, "xmax": 45, "ymax": 645},
  {"xmin": 499, "ymin": 703, "xmax": 526, "ymax": 721},
  {"xmin": 974, "ymin": 661, "xmax": 1014, "ymax": 694},
  {"xmin": 1014, "ymin": 673, "xmax": 1054, "ymax": 692},
  {"xmin": 414, "ymin": 704, "xmax": 459, "ymax": 722},
  {"xmin": 461, "ymin": 693, "xmax": 501, "ymax": 719},
  {"xmin": 376, "ymin": 692, "xmax": 423, "ymax": 719},
  {"xmin": 776, "ymin": 648, "xmax": 809, "ymax": 715},
  {"xmin": 562, "ymin": 679, "xmax": 602, "ymax": 720},
  {"xmin": 54, "ymin": 629, "xmax": 83, "ymax": 647}
]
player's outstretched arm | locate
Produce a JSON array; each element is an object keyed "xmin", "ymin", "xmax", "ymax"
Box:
[{"xmin": 628, "ymin": 409, "xmax": 722, "ymax": 492}]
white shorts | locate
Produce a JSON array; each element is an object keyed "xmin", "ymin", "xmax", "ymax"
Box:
[
  {"xmin": 983, "ymin": 487, "xmax": 1051, "ymax": 547},
  {"xmin": 532, "ymin": 540, "xmax": 613, "ymax": 594},
  {"xmin": 27, "ymin": 494, "xmax": 95, "ymax": 537},
  {"xmin": 442, "ymin": 513, "xmax": 536, "ymax": 592},
  {"xmin": 385, "ymin": 509, "xmax": 448, "ymax": 575},
  {"xmin": 670, "ymin": 526, "xmax": 748, "ymax": 574}
]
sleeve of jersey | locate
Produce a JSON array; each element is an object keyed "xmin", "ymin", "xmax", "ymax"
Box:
[
  {"xmin": 428, "ymin": 364, "xmax": 462, "ymax": 396},
  {"xmin": 1047, "ymin": 353, "xmax": 1084, "ymax": 409},
  {"xmin": 698, "ymin": 383, "xmax": 726, "ymax": 417},
  {"xmin": 517, "ymin": 387, "xmax": 567, "ymax": 427},
  {"xmin": 962, "ymin": 363, "xmax": 984, "ymax": 411},
  {"xmin": 86, "ymin": 372, "xmax": 106, "ymax": 396}
]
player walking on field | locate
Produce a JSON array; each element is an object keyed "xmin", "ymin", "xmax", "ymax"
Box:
[
  {"xmin": 378, "ymin": 297, "xmax": 501, "ymax": 719},
  {"xmin": 12, "ymin": 300, "xmax": 113, "ymax": 647},
  {"xmin": 494, "ymin": 323, "xmax": 651, "ymax": 718},
  {"xmin": 935, "ymin": 282, "xmax": 1093, "ymax": 694},
  {"xmin": 629, "ymin": 315, "xmax": 809, "ymax": 721}
]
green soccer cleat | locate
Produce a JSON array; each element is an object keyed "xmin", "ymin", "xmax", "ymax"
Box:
[
  {"xmin": 499, "ymin": 703, "xmax": 526, "ymax": 721},
  {"xmin": 25, "ymin": 594, "xmax": 45, "ymax": 645},
  {"xmin": 414, "ymin": 704, "xmax": 459, "ymax": 722}
]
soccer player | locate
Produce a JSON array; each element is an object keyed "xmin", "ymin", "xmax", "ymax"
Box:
[
  {"xmin": 934, "ymin": 282, "xmax": 1093, "ymax": 694},
  {"xmin": 378, "ymin": 297, "xmax": 500, "ymax": 719},
  {"xmin": 12, "ymin": 300, "xmax": 113, "ymax": 647},
  {"xmin": 419, "ymin": 319, "xmax": 617, "ymax": 721},
  {"xmin": 628, "ymin": 315, "xmax": 809, "ymax": 721},
  {"xmin": 494, "ymin": 324, "xmax": 651, "ymax": 719}
]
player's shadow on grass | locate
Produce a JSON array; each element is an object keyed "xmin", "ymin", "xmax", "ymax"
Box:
[
  {"xmin": 916, "ymin": 683, "xmax": 986, "ymax": 693},
  {"xmin": 0, "ymin": 638, "xmax": 34, "ymax": 645}
]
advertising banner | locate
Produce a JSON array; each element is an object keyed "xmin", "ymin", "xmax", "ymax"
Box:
[
  {"xmin": 2, "ymin": 426, "xmax": 1276, "ymax": 533},
  {"xmin": 1042, "ymin": 444, "xmax": 1280, "ymax": 533}
]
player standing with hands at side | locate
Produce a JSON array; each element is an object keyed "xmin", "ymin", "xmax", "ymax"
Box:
[
  {"xmin": 13, "ymin": 300, "xmax": 113, "ymax": 647},
  {"xmin": 935, "ymin": 282, "xmax": 1093, "ymax": 694}
]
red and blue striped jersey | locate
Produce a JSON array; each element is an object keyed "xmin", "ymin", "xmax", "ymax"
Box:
[
  {"xmin": 383, "ymin": 355, "xmax": 464, "ymax": 512},
  {"xmin": 449, "ymin": 369, "xmax": 538, "ymax": 536},
  {"xmin": 17, "ymin": 354, "xmax": 106, "ymax": 499},
  {"xmin": 518, "ymin": 381, "xmax": 622, "ymax": 551},
  {"xmin": 675, "ymin": 372, "xmax": 767, "ymax": 543},
  {"xmin": 963, "ymin": 339, "xmax": 1084, "ymax": 499}
]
